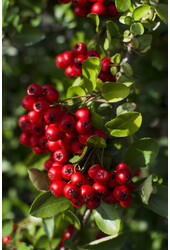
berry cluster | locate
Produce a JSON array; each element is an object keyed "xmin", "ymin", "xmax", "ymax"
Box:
[
  {"xmin": 56, "ymin": 42, "xmax": 116, "ymax": 82},
  {"xmin": 50, "ymin": 162, "xmax": 136, "ymax": 210},
  {"xmin": 58, "ymin": 0, "xmax": 118, "ymax": 18}
]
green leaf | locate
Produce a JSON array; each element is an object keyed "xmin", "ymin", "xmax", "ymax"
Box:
[
  {"xmin": 124, "ymin": 138, "xmax": 159, "ymax": 170},
  {"xmin": 82, "ymin": 57, "xmax": 102, "ymax": 92},
  {"xmin": 35, "ymin": 236, "xmax": 49, "ymax": 249},
  {"xmin": 155, "ymin": 4, "xmax": 168, "ymax": 25},
  {"xmin": 66, "ymin": 86, "xmax": 86, "ymax": 98},
  {"xmin": 64, "ymin": 239, "xmax": 77, "ymax": 250},
  {"xmin": 64, "ymin": 210, "xmax": 81, "ymax": 230},
  {"xmin": 148, "ymin": 185, "xmax": 168, "ymax": 218},
  {"xmin": 141, "ymin": 175, "xmax": 153, "ymax": 205},
  {"xmin": 130, "ymin": 23, "xmax": 144, "ymax": 36},
  {"xmin": 137, "ymin": 34, "xmax": 152, "ymax": 53},
  {"xmin": 116, "ymin": 102, "xmax": 136, "ymax": 115},
  {"xmin": 93, "ymin": 201, "xmax": 120, "ymax": 235},
  {"xmin": 115, "ymin": 0, "xmax": 131, "ymax": 12},
  {"xmin": 111, "ymin": 53, "xmax": 121, "ymax": 64},
  {"xmin": 28, "ymin": 168, "xmax": 50, "ymax": 192},
  {"xmin": 69, "ymin": 146, "xmax": 88, "ymax": 164},
  {"xmin": 106, "ymin": 21, "xmax": 120, "ymax": 49},
  {"xmin": 86, "ymin": 135, "xmax": 106, "ymax": 148},
  {"xmin": 2, "ymin": 219, "xmax": 13, "ymax": 237},
  {"xmin": 2, "ymin": 0, "xmax": 9, "ymax": 25},
  {"xmin": 133, "ymin": 5, "xmax": 150, "ymax": 21},
  {"xmin": 102, "ymin": 82, "xmax": 130, "ymax": 103},
  {"xmin": 87, "ymin": 13, "xmax": 100, "ymax": 32},
  {"xmin": 91, "ymin": 111, "xmax": 104, "ymax": 129},
  {"xmin": 17, "ymin": 243, "xmax": 33, "ymax": 250},
  {"xmin": 14, "ymin": 24, "xmax": 45, "ymax": 46},
  {"xmin": 43, "ymin": 217, "xmax": 54, "ymax": 240},
  {"xmin": 105, "ymin": 112, "xmax": 142, "ymax": 137},
  {"xmin": 29, "ymin": 191, "xmax": 70, "ymax": 218},
  {"xmin": 121, "ymin": 62, "xmax": 133, "ymax": 77}
]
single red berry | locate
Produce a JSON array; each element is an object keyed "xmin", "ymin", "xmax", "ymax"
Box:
[
  {"xmin": 72, "ymin": 140, "xmax": 84, "ymax": 154},
  {"xmin": 74, "ymin": 7, "xmax": 88, "ymax": 18},
  {"xmin": 92, "ymin": 182, "xmax": 108, "ymax": 198},
  {"xmin": 2, "ymin": 236, "xmax": 11, "ymax": 244},
  {"xmin": 44, "ymin": 88, "xmax": 59, "ymax": 103},
  {"xmin": 133, "ymin": 169, "xmax": 141, "ymax": 177},
  {"xmin": 50, "ymin": 180, "xmax": 67, "ymax": 197},
  {"xmin": 115, "ymin": 162, "xmax": 131, "ymax": 173},
  {"xmin": 87, "ymin": 50, "xmax": 100, "ymax": 58},
  {"xmin": 46, "ymin": 125, "xmax": 61, "ymax": 141},
  {"xmin": 75, "ymin": 108, "xmax": 92, "ymax": 120},
  {"xmin": 80, "ymin": 185, "xmax": 94, "ymax": 201},
  {"xmin": 84, "ymin": 173, "xmax": 94, "ymax": 186},
  {"xmin": 48, "ymin": 140, "xmax": 60, "ymax": 152},
  {"xmin": 101, "ymin": 58, "xmax": 111, "ymax": 72},
  {"xmin": 57, "ymin": 138, "xmax": 72, "ymax": 152},
  {"xmin": 71, "ymin": 0, "xmax": 87, "ymax": 8},
  {"xmin": 86, "ymin": 197, "xmax": 100, "ymax": 210},
  {"xmin": 116, "ymin": 169, "xmax": 132, "ymax": 185},
  {"xmin": 22, "ymin": 96, "xmax": 34, "ymax": 110},
  {"xmin": 78, "ymin": 131, "xmax": 93, "ymax": 144},
  {"xmin": 29, "ymin": 135, "xmax": 39, "ymax": 147},
  {"xmin": 76, "ymin": 118, "xmax": 91, "ymax": 134},
  {"xmin": 61, "ymin": 164, "xmax": 74, "ymax": 180},
  {"xmin": 33, "ymin": 99, "xmax": 49, "ymax": 115},
  {"xmin": 28, "ymin": 110, "xmax": 42, "ymax": 124},
  {"xmin": 94, "ymin": 169, "xmax": 110, "ymax": 185},
  {"xmin": 59, "ymin": 115, "xmax": 75, "ymax": 133},
  {"xmin": 64, "ymin": 132, "xmax": 77, "ymax": 142},
  {"xmin": 91, "ymin": 2, "xmax": 106, "ymax": 16},
  {"xmin": 71, "ymin": 172, "xmax": 85, "ymax": 187},
  {"xmin": 106, "ymin": 3, "xmax": 118, "ymax": 17},
  {"xmin": 65, "ymin": 65, "xmax": 74, "ymax": 77},
  {"xmin": 31, "ymin": 123, "xmax": 44, "ymax": 137},
  {"xmin": 52, "ymin": 161, "xmax": 63, "ymax": 169},
  {"xmin": 98, "ymin": 71, "xmax": 111, "ymax": 82},
  {"xmin": 48, "ymin": 166, "xmax": 62, "ymax": 181},
  {"xmin": 63, "ymin": 183, "xmax": 80, "ymax": 199},
  {"xmin": 42, "ymin": 84, "xmax": 55, "ymax": 95},
  {"xmin": 108, "ymin": 171, "xmax": 118, "ymax": 188},
  {"xmin": 44, "ymin": 107, "xmax": 63, "ymax": 124},
  {"xmin": 73, "ymin": 42, "xmax": 87, "ymax": 56},
  {"xmin": 74, "ymin": 55, "xmax": 87, "ymax": 68},
  {"xmin": 39, "ymin": 136, "xmax": 48, "ymax": 150},
  {"xmin": 127, "ymin": 181, "xmax": 135, "ymax": 193},
  {"xmin": 120, "ymin": 194, "xmax": 133, "ymax": 207},
  {"xmin": 88, "ymin": 164, "xmax": 102, "ymax": 179},
  {"xmin": 92, "ymin": 128, "xmax": 105, "ymax": 139},
  {"xmin": 27, "ymin": 84, "xmax": 43, "ymax": 99},
  {"xmin": 33, "ymin": 146, "xmax": 45, "ymax": 154},
  {"xmin": 108, "ymin": 72, "xmax": 116, "ymax": 82},
  {"xmin": 44, "ymin": 159, "xmax": 54, "ymax": 171},
  {"xmin": 113, "ymin": 185, "xmax": 130, "ymax": 201},
  {"xmin": 63, "ymin": 51, "xmax": 75, "ymax": 67},
  {"xmin": 103, "ymin": 190, "xmax": 118, "ymax": 205},
  {"xmin": 56, "ymin": 54, "xmax": 67, "ymax": 68},
  {"xmin": 18, "ymin": 115, "xmax": 32, "ymax": 132},
  {"xmin": 53, "ymin": 149, "xmax": 69, "ymax": 164},
  {"xmin": 71, "ymin": 198, "xmax": 84, "ymax": 208},
  {"xmin": 19, "ymin": 132, "xmax": 30, "ymax": 146},
  {"xmin": 72, "ymin": 64, "xmax": 82, "ymax": 77}
]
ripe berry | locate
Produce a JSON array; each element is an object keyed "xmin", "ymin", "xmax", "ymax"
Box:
[
  {"xmin": 39, "ymin": 136, "xmax": 48, "ymax": 150},
  {"xmin": 127, "ymin": 181, "xmax": 135, "ymax": 193},
  {"xmin": 98, "ymin": 71, "xmax": 111, "ymax": 82},
  {"xmin": 33, "ymin": 146, "xmax": 45, "ymax": 154},
  {"xmin": 72, "ymin": 65, "xmax": 82, "ymax": 77},
  {"xmin": 53, "ymin": 149, "xmax": 69, "ymax": 164},
  {"xmin": 92, "ymin": 182, "xmax": 108, "ymax": 198},
  {"xmin": 78, "ymin": 131, "xmax": 92, "ymax": 144},
  {"xmin": 33, "ymin": 100, "xmax": 49, "ymax": 115},
  {"xmin": 75, "ymin": 108, "xmax": 92, "ymax": 120},
  {"xmin": 19, "ymin": 132, "xmax": 30, "ymax": 146},
  {"xmin": 71, "ymin": 198, "xmax": 84, "ymax": 208},
  {"xmin": 52, "ymin": 162, "xmax": 64, "ymax": 169},
  {"xmin": 92, "ymin": 129, "xmax": 105, "ymax": 139},
  {"xmin": 91, "ymin": 2, "xmax": 106, "ymax": 16},
  {"xmin": 57, "ymin": 139, "xmax": 72, "ymax": 152},
  {"xmin": 76, "ymin": 118, "xmax": 91, "ymax": 134},
  {"xmin": 113, "ymin": 186, "xmax": 130, "ymax": 201},
  {"xmin": 61, "ymin": 164, "xmax": 74, "ymax": 180},
  {"xmin": 50, "ymin": 180, "xmax": 66, "ymax": 197},
  {"xmin": 65, "ymin": 65, "xmax": 74, "ymax": 77},
  {"xmin": 80, "ymin": 185, "xmax": 94, "ymax": 201},
  {"xmin": 31, "ymin": 123, "xmax": 44, "ymax": 137},
  {"xmin": 94, "ymin": 169, "xmax": 109, "ymax": 185},
  {"xmin": 18, "ymin": 115, "xmax": 31, "ymax": 132},
  {"xmin": 107, "ymin": 3, "xmax": 118, "ymax": 17},
  {"xmin": 46, "ymin": 125, "xmax": 61, "ymax": 141},
  {"xmin": 27, "ymin": 84, "xmax": 43, "ymax": 99},
  {"xmin": 84, "ymin": 173, "xmax": 94, "ymax": 186},
  {"xmin": 101, "ymin": 58, "xmax": 111, "ymax": 72},
  {"xmin": 59, "ymin": 115, "xmax": 75, "ymax": 133},
  {"xmin": 108, "ymin": 171, "xmax": 117, "ymax": 188},
  {"xmin": 63, "ymin": 183, "xmax": 80, "ymax": 199},
  {"xmin": 87, "ymin": 50, "xmax": 100, "ymax": 58},
  {"xmin": 71, "ymin": 0, "xmax": 87, "ymax": 8},
  {"xmin": 74, "ymin": 7, "xmax": 88, "ymax": 18},
  {"xmin": 29, "ymin": 135, "xmax": 39, "ymax": 147},
  {"xmin": 71, "ymin": 172, "xmax": 85, "ymax": 187},
  {"xmin": 73, "ymin": 42, "xmax": 87, "ymax": 56},
  {"xmin": 88, "ymin": 164, "xmax": 102, "ymax": 179},
  {"xmin": 86, "ymin": 197, "xmax": 100, "ymax": 210},
  {"xmin": 44, "ymin": 159, "xmax": 54, "ymax": 171},
  {"xmin": 28, "ymin": 110, "xmax": 42, "ymax": 124},
  {"xmin": 72, "ymin": 140, "xmax": 84, "ymax": 154},
  {"xmin": 22, "ymin": 96, "xmax": 34, "ymax": 110},
  {"xmin": 44, "ymin": 88, "xmax": 59, "ymax": 103},
  {"xmin": 115, "ymin": 162, "xmax": 131, "ymax": 173},
  {"xmin": 120, "ymin": 195, "xmax": 133, "ymax": 207},
  {"xmin": 48, "ymin": 166, "xmax": 62, "ymax": 181},
  {"xmin": 44, "ymin": 108, "xmax": 63, "ymax": 124},
  {"xmin": 74, "ymin": 55, "xmax": 87, "ymax": 68},
  {"xmin": 2, "ymin": 236, "xmax": 11, "ymax": 244},
  {"xmin": 48, "ymin": 140, "xmax": 60, "ymax": 152},
  {"xmin": 103, "ymin": 191, "xmax": 118, "ymax": 205},
  {"xmin": 42, "ymin": 84, "xmax": 55, "ymax": 95},
  {"xmin": 63, "ymin": 51, "xmax": 75, "ymax": 67},
  {"xmin": 56, "ymin": 54, "xmax": 67, "ymax": 68},
  {"xmin": 116, "ymin": 169, "xmax": 132, "ymax": 185}
]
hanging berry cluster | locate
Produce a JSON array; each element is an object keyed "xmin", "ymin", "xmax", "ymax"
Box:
[
  {"xmin": 58, "ymin": 0, "xmax": 118, "ymax": 18},
  {"xmin": 56, "ymin": 42, "xmax": 116, "ymax": 82}
]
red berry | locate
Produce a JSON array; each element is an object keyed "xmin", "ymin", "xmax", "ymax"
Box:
[
  {"xmin": 94, "ymin": 169, "xmax": 110, "ymax": 185},
  {"xmin": 98, "ymin": 71, "xmax": 111, "ymax": 82},
  {"xmin": 75, "ymin": 108, "xmax": 92, "ymax": 120},
  {"xmin": 86, "ymin": 197, "xmax": 100, "ymax": 210},
  {"xmin": 78, "ymin": 131, "xmax": 92, "ymax": 144},
  {"xmin": 74, "ymin": 55, "xmax": 87, "ymax": 68},
  {"xmin": 116, "ymin": 169, "xmax": 132, "ymax": 185},
  {"xmin": 84, "ymin": 173, "xmax": 94, "ymax": 186},
  {"xmin": 53, "ymin": 149, "xmax": 69, "ymax": 164},
  {"xmin": 44, "ymin": 159, "xmax": 54, "ymax": 171},
  {"xmin": 61, "ymin": 164, "xmax": 74, "ymax": 180},
  {"xmin": 91, "ymin": 2, "xmax": 106, "ymax": 16},
  {"xmin": 39, "ymin": 136, "xmax": 48, "ymax": 150},
  {"xmin": 56, "ymin": 54, "xmax": 67, "ymax": 68},
  {"xmin": 29, "ymin": 135, "xmax": 39, "ymax": 147},
  {"xmin": 72, "ymin": 65, "xmax": 82, "ymax": 77},
  {"xmin": 48, "ymin": 140, "xmax": 60, "ymax": 152},
  {"xmin": 42, "ymin": 84, "xmax": 55, "ymax": 95},
  {"xmin": 63, "ymin": 51, "xmax": 75, "ymax": 67},
  {"xmin": 33, "ymin": 146, "xmax": 45, "ymax": 154},
  {"xmin": 92, "ymin": 128, "xmax": 105, "ymax": 139},
  {"xmin": 31, "ymin": 123, "xmax": 44, "ymax": 137},
  {"xmin": 71, "ymin": 0, "xmax": 87, "ymax": 8},
  {"xmin": 44, "ymin": 88, "xmax": 59, "ymax": 103},
  {"xmin": 2, "ymin": 236, "xmax": 11, "ymax": 244},
  {"xmin": 73, "ymin": 42, "xmax": 87, "ymax": 56},
  {"xmin": 65, "ymin": 65, "xmax": 74, "ymax": 77},
  {"xmin": 88, "ymin": 164, "xmax": 102, "ymax": 179},
  {"xmin": 103, "ymin": 190, "xmax": 118, "ymax": 205},
  {"xmin": 59, "ymin": 115, "xmax": 75, "ymax": 133},
  {"xmin": 22, "ymin": 96, "xmax": 34, "ymax": 110},
  {"xmin": 87, "ymin": 50, "xmax": 100, "ymax": 58},
  {"xmin": 108, "ymin": 171, "xmax": 118, "ymax": 188},
  {"xmin": 72, "ymin": 140, "xmax": 84, "ymax": 154},
  {"xmin": 120, "ymin": 195, "xmax": 133, "ymax": 207},
  {"xmin": 127, "ymin": 181, "xmax": 135, "ymax": 193},
  {"xmin": 101, "ymin": 58, "xmax": 111, "ymax": 72},
  {"xmin": 80, "ymin": 185, "xmax": 94, "ymax": 201},
  {"xmin": 63, "ymin": 183, "xmax": 80, "ymax": 199},
  {"xmin": 33, "ymin": 99, "xmax": 49, "ymax": 115},
  {"xmin": 74, "ymin": 7, "xmax": 88, "ymax": 18},
  {"xmin": 52, "ymin": 162, "xmax": 64, "ymax": 169},
  {"xmin": 28, "ymin": 110, "xmax": 42, "ymax": 124},
  {"xmin": 71, "ymin": 172, "xmax": 85, "ymax": 187},
  {"xmin": 18, "ymin": 115, "xmax": 32, "ymax": 132},
  {"xmin": 46, "ymin": 125, "xmax": 61, "ymax": 141},
  {"xmin": 113, "ymin": 186, "xmax": 130, "ymax": 201},
  {"xmin": 92, "ymin": 182, "xmax": 108, "ymax": 198},
  {"xmin": 50, "ymin": 180, "xmax": 66, "ymax": 197},
  {"xmin": 71, "ymin": 198, "xmax": 84, "ymax": 208},
  {"xmin": 19, "ymin": 132, "xmax": 30, "ymax": 146},
  {"xmin": 27, "ymin": 84, "xmax": 43, "ymax": 99},
  {"xmin": 115, "ymin": 162, "xmax": 131, "ymax": 173},
  {"xmin": 107, "ymin": 3, "xmax": 118, "ymax": 17},
  {"xmin": 76, "ymin": 118, "xmax": 91, "ymax": 134},
  {"xmin": 48, "ymin": 166, "xmax": 62, "ymax": 181},
  {"xmin": 44, "ymin": 107, "xmax": 63, "ymax": 124},
  {"xmin": 57, "ymin": 138, "xmax": 72, "ymax": 152}
]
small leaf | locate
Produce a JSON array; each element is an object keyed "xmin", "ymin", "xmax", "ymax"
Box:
[
  {"xmin": 86, "ymin": 135, "xmax": 106, "ymax": 148},
  {"xmin": 28, "ymin": 168, "xmax": 50, "ymax": 192},
  {"xmin": 93, "ymin": 201, "xmax": 120, "ymax": 235},
  {"xmin": 64, "ymin": 210, "xmax": 81, "ymax": 230},
  {"xmin": 91, "ymin": 111, "xmax": 104, "ymax": 129},
  {"xmin": 115, "ymin": 0, "xmax": 131, "ymax": 12},
  {"xmin": 111, "ymin": 53, "xmax": 121, "ymax": 64},
  {"xmin": 2, "ymin": 219, "xmax": 13, "ymax": 237},
  {"xmin": 121, "ymin": 62, "xmax": 133, "ymax": 77},
  {"xmin": 69, "ymin": 146, "xmax": 88, "ymax": 164},
  {"xmin": 87, "ymin": 13, "xmax": 100, "ymax": 32},
  {"xmin": 102, "ymin": 82, "xmax": 130, "ymax": 103},
  {"xmin": 105, "ymin": 112, "xmax": 142, "ymax": 137},
  {"xmin": 133, "ymin": 5, "xmax": 150, "ymax": 21},
  {"xmin": 66, "ymin": 86, "xmax": 86, "ymax": 98},
  {"xmin": 141, "ymin": 175, "xmax": 153, "ymax": 205},
  {"xmin": 130, "ymin": 23, "xmax": 144, "ymax": 36},
  {"xmin": 124, "ymin": 138, "xmax": 159, "ymax": 170},
  {"xmin": 116, "ymin": 102, "xmax": 136, "ymax": 115},
  {"xmin": 137, "ymin": 34, "xmax": 152, "ymax": 53},
  {"xmin": 43, "ymin": 217, "xmax": 55, "ymax": 241},
  {"xmin": 155, "ymin": 4, "xmax": 168, "ymax": 25},
  {"xmin": 29, "ymin": 191, "xmax": 70, "ymax": 218}
]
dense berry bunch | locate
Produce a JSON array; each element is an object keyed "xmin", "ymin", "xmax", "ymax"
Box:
[
  {"xmin": 56, "ymin": 42, "xmax": 116, "ymax": 82},
  {"xmin": 50, "ymin": 162, "xmax": 136, "ymax": 210},
  {"xmin": 58, "ymin": 0, "xmax": 118, "ymax": 18}
]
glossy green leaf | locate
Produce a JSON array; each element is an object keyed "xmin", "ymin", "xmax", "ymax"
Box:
[
  {"xmin": 133, "ymin": 5, "xmax": 150, "ymax": 21},
  {"xmin": 82, "ymin": 57, "xmax": 102, "ymax": 92},
  {"xmin": 130, "ymin": 23, "xmax": 144, "ymax": 36},
  {"xmin": 35, "ymin": 236, "xmax": 49, "ymax": 249},
  {"xmin": 91, "ymin": 111, "xmax": 104, "ymax": 129},
  {"xmin": 141, "ymin": 175, "xmax": 153, "ymax": 205},
  {"xmin": 86, "ymin": 135, "xmax": 106, "ymax": 148},
  {"xmin": 93, "ymin": 201, "xmax": 120, "ymax": 235},
  {"xmin": 87, "ymin": 13, "xmax": 100, "ymax": 32},
  {"xmin": 43, "ymin": 217, "xmax": 54, "ymax": 240},
  {"xmin": 124, "ymin": 138, "xmax": 159, "ymax": 170},
  {"xmin": 121, "ymin": 62, "xmax": 133, "ymax": 77},
  {"xmin": 102, "ymin": 82, "xmax": 130, "ymax": 103},
  {"xmin": 29, "ymin": 191, "xmax": 70, "ymax": 218},
  {"xmin": 137, "ymin": 34, "xmax": 152, "ymax": 53},
  {"xmin": 28, "ymin": 168, "xmax": 50, "ymax": 192},
  {"xmin": 64, "ymin": 210, "xmax": 81, "ymax": 230},
  {"xmin": 2, "ymin": 219, "xmax": 13, "ymax": 237},
  {"xmin": 115, "ymin": 0, "xmax": 131, "ymax": 12},
  {"xmin": 111, "ymin": 53, "xmax": 121, "ymax": 64},
  {"xmin": 155, "ymin": 4, "xmax": 168, "ymax": 25},
  {"xmin": 105, "ymin": 112, "xmax": 142, "ymax": 137},
  {"xmin": 66, "ymin": 86, "xmax": 86, "ymax": 98},
  {"xmin": 116, "ymin": 102, "xmax": 136, "ymax": 115}
]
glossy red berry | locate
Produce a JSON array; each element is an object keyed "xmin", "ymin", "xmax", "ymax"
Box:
[
  {"xmin": 27, "ymin": 84, "xmax": 43, "ymax": 99},
  {"xmin": 108, "ymin": 171, "xmax": 118, "ymax": 188},
  {"xmin": 84, "ymin": 173, "xmax": 94, "ymax": 186},
  {"xmin": 74, "ymin": 7, "xmax": 88, "ymax": 18},
  {"xmin": 88, "ymin": 164, "xmax": 102, "ymax": 179},
  {"xmin": 56, "ymin": 54, "xmax": 66, "ymax": 68},
  {"xmin": 116, "ymin": 169, "xmax": 132, "ymax": 185},
  {"xmin": 113, "ymin": 186, "xmax": 130, "ymax": 201},
  {"xmin": 127, "ymin": 181, "xmax": 135, "ymax": 193},
  {"xmin": 115, "ymin": 162, "xmax": 131, "ymax": 173},
  {"xmin": 80, "ymin": 185, "xmax": 94, "ymax": 201},
  {"xmin": 91, "ymin": 2, "xmax": 106, "ymax": 16},
  {"xmin": 46, "ymin": 125, "xmax": 61, "ymax": 141},
  {"xmin": 72, "ymin": 140, "xmax": 84, "ymax": 154},
  {"xmin": 87, "ymin": 50, "xmax": 100, "ymax": 58},
  {"xmin": 48, "ymin": 166, "xmax": 62, "ymax": 181},
  {"xmin": 63, "ymin": 183, "xmax": 80, "ymax": 199},
  {"xmin": 33, "ymin": 146, "xmax": 45, "ymax": 154},
  {"xmin": 22, "ymin": 96, "xmax": 34, "ymax": 110},
  {"xmin": 120, "ymin": 194, "xmax": 133, "ymax": 207},
  {"xmin": 101, "ymin": 58, "xmax": 111, "ymax": 72},
  {"xmin": 33, "ymin": 99, "xmax": 49, "ymax": 115},
  {"xmin": 86, "ymin": 197, "xmax": 100, "ymax": 210},
  {"xmin": 75, "ymin": 108, "xmax": 92, "ymax": 120},
  {"xmin": 61, "ymin": 164, "xmax": 74, "ymax": 180},
  {"xmin": 71, "ymin": 0, "xmax": 87, "ymax": 8},
  {"xmin": 44, "ymin": 108, "xmax": 63, "ymax": 124},
  {"xmin": 52, "ymin": 162, "xmax": 64, "ymax": 169},
  {"xmin": 28, "ymin": 110, "xmax": 42, "ymax": 124},
  {"xmin": 44, "ymin": 159, "xmax": 54, "ymax": 171},
  {"xmin": 74, "ymin": 55, "xmax": 87, "ymax": 68},
  {"xmin": 53, "ymin": 149, "xmax": 69, "ymax": 164},
  {"xmin": 63, "ymin": 51, "xmax": 75, "ymax": 67},
  {"xmin": 50, "ymin": 180, "xmax": 66, "ymax": 197},
  {"xmin": 31, "ymin": 123, "xmax": 44, "ymax": 137},
  {"xmin": 44, "ymin": 88, "xmax": 59, "ymax": 103},
  {"xmin": 18, "ymin": 115, "xmax": 32, "ymax": 132},
  {"xmin": 48, "ymin": 140, "xmax": 60, "ymax": 152},
  {"xmin": 76, "ymin": 118, "xmax": 91, "ymax": 134},
  {"xmin": 59, "ymin": 115, "xmax": 75, "ymax": 133},
  {"xmin": 19, "ymin": 132, "xmax": 30, "ymax": 146},
  {"xmin": 72, "ymin": 64, "xmax": 82, "ymax": 77},
  {"xmin": 29, "ymin": 135, "xmax": 39, "ymax": 147},
  {"xmin": 73, "ymin": 42, "xmax": 87, "ymax": 56},
  {"xmin": 92, "ymin": 129, "xmax": 105, "ymax": 139},
  {"xmin": 71, "ymin": 172, "xmax": 85, "ymax": 187},
  {"xmin": 71, "ymin": 198, "xmax": 84, "ymax": 208},
  {"xmin": 103, "ymin": 190, "xmax": 118, "ymax": 205},
  {"xmin": 92, "ymin": 182, "xmax": 108, "ymax": 198},
  {"xmin": 65, "ymin": 65, "xmax": 74, "ymax": 77},
  {"xmin": 39, "ymin": 136, "xmax": 48, "ymax": 150},
  {"xmin": 2, "ymin": 236, "xmax": 11, "ymax": 244},
  {"xmin": 42, "ymin": 84, "xmax": 55, "ymax": 95},
  {"xmin": 94, "ymin": 169, "xmax": 110, "ymax": 185},
  {"xmin": 78, "ymin": 131, "xmax": 92, "ymax": 144}
]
